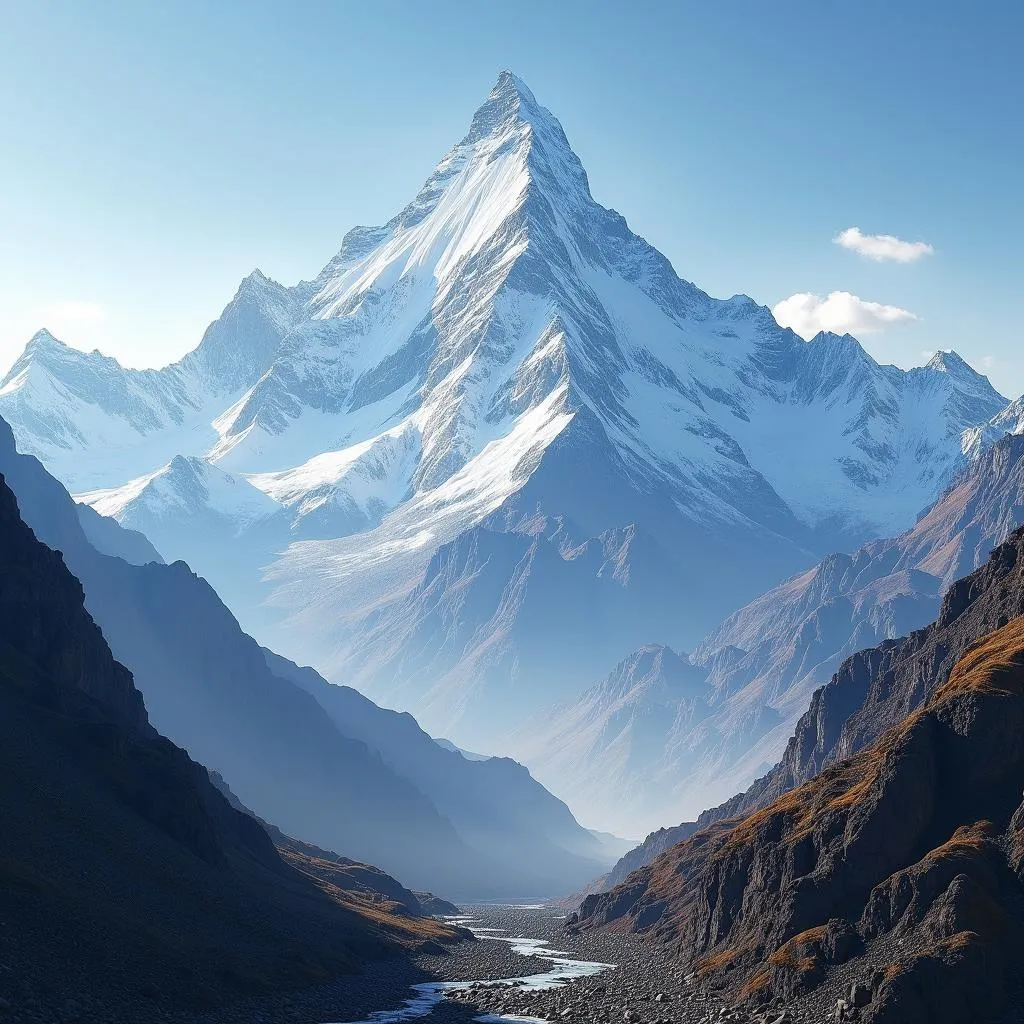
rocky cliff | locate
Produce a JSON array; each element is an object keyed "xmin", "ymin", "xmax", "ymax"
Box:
[
  {"xmin": 0, "ymin": 474, "xmax": 461, "ymax": 1020},
  {"xmin": 0, "ymin": 413, "xmax": 606, "ymax": 899},
  {"xmin": 573, "ymin": 530, "xmax": 1024, "ymax": 1022}
]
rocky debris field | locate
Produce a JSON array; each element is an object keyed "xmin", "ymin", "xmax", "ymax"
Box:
[
  {"xmin": 427, "ymin": 906, "xmax": 816, "ymax": 1024},
  {"xmin": 411, "ymin": 907, "xmax": 1024, "ymax": 1024},
  {"xmin": 8, "ymin": 904, "xmax": 1023, "ymax": 1024}
]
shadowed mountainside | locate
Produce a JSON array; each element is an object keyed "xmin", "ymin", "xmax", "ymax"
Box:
[
  {"xmin": 0, "ymin": 473, "xmax": 461, "ymax": 1020},
  {"xmin": 0, "ymin": 414, "xmax": 604, "ymax": 899},
  {"xmin": 573, "ymin": 529, "xmax": 1024, "ymax": 1023}
]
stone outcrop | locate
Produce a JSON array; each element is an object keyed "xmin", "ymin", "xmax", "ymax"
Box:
[
  {"xmin": 573, "ymin": 531, "xmax": 1024, "ymax": 1022},
  {"xmin": 0, "ymin": 473, "xmax": 460, "ymax": 1018}
]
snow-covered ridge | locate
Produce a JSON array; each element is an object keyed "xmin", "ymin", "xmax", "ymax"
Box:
[
  {"xmin": 80, "ymin": 456, "xmax": 279, "ymax": 528},
  {"xmin": 1, "ymin": 71, "xmax": 1018, "ymax": 765}
]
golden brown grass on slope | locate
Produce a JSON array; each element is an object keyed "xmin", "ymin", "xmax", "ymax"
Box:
[
  {"xmin": 919, "ymin": 821, "xmax": 996, "ymax": 861},
  {"xmin": 276, "ymin": 847, "xmax": 460, "ymax": 946},
  {"xmin": 717, "ymin": 617, "xmax": 1024, "ymax": 859},
  {"xmin": 695, "ymin": 947, "xmax": 740, "ymax": 975},
  {"xmin": 765, "ymin": 927, "xmax": 826, "ymax": 976},
  {"xmin": 737, "ymin": 969, "xmax": 771, "ymax": 1000},
  {"xmin": 714, "ymin": 746, "xmax": 884, "ymax": 856},
  {"xmin": 934, "ymin": 616, "xmax": 1024, "ymax": 702}
]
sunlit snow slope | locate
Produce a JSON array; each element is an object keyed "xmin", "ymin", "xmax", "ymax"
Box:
[{"xmin": 0, "ymin": 72, "xmax": 1013, "ymax": 758}]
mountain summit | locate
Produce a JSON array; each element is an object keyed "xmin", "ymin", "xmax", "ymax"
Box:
[{"xmin": 0, "ymin": 73, "xmax": 1012, "ymax": 759}]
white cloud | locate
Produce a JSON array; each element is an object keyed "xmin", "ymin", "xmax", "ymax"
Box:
[
  {"xmin": 773, "ymin": 291, "xmax": 919, "ymax": 340},
  {"xmin": 834, "ymin": 226, "xmax": 934, "ymax": 263}
]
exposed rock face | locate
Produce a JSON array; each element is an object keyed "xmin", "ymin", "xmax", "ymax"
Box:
[
  {"xmin": 0, "ymin": 473, "xmax": 149, "ymax": 736},
  {"xmin": 603, "ymin": 821, "xmax": 700, "ymax": 890},
  {"xmin": 0, "ymin": 474, "xmax": 460, "ymax": 1018},
  {"xmin": 414, "ymin": 892, "xmax": 462, "ymax": 916},
  {"xmin": 573, "ymin": 532, "xmax": 1024, "ymax": 1023},
  {"xmin": 0, "ymin": 413, "xmax": 606, "ymax": 899},
  {"xmin": 567, "ymin": 434, "xmax": 1024, "ymax": 835}
]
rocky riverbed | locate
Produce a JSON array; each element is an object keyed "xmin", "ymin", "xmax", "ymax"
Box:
[
  {"xmin": 419, "ymin": 906, "xmax": 812, "ymax": 1024},
  {"xmin": 1, "ymin": 905, "xmax": 931, "ymax": 1024},
  {"xmin": 200, "ymin": 904, "xmax": 825, "ymax": 1024}
]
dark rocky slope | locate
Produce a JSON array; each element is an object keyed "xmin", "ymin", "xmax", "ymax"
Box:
[
  {"xmin": 207, "ymin": 770, "xmax": 437, "ymax": 917},
  {"xmin": 601, "ymin": 481, "xmax": 1024, "ymax": 885},
  {"xmin": 0, "ymin": 415, "xmax": 603, "ymax": 899},
  {"xmin": 573, "ymin": 530, "xmax": 1024, "ymax": 1022},
  {"xmin": 0, "ymin": 474, "xmax": 460, "ymax": 1020}
]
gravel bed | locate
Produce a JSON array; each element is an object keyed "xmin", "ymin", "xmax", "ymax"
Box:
[{"xmin": 13, "ymin": 904, "xmax": 1023, "ymax": 1024}]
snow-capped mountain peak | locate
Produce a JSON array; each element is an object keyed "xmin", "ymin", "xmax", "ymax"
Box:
[
  {"xmin": 0, "ymin": 72, "xmax": 1016, "ymax": 759},
  {"xmin": 3, "ymin": 328, "xmax": 103, "ymax": 387},
  {"xmin": 80, "ymin": 454, "xmax": 279, "ymax": 527},
  {"xmin": 927, "ymin": 348, "xmax": 975, "ymax": 376},
  {"xmin": 465, "ymin": 70, "xmax": 543, "ymax": 138},
  {"xmin": 22, "ymin": 327, "xmax": 66, "ymax": 356}
]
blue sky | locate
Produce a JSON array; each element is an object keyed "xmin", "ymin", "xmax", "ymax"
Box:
[{"xmin": 2, "ymin": 1, "xmax": 1022, "ymax": 395}]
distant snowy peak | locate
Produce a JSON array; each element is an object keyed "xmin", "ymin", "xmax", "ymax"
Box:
[
  {"xmin": 0, "ymin": 268, "xmax": 302, "ymax": 490},
  {"xmin": 994, "ymin": 396, "xmax": 1024, "ymax": 435},
  {"xmin": 963, "ymin": 393, "xmax": 1024, "ymax": 458},
  {"xmin": 0, "ymin": 70, "xmax": 1019, "ymax": 736},
  {"xmin": 247, "ymin": 424, "xmax": 421, "ymax": 537},
  {"xmin": 5, "ymin": 327, "xmax": 94, "ymax": 373},
  {"xmin": 926, "ymin": 348, "xmax": 984, "ymax": 380},
  {"xmin": 80, "ymin": 455, "xmax": 279, "ymax": 528},
  {"xmin": 180, "ymin": 269, "xmax": 304, "ymax": 392},
  {"xmin": 1, "ymin": 329, "xmax": 185, "ymax": 413}
]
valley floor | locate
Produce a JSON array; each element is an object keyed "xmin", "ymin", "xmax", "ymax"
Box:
[{"xmin": 12, "ymin": 905, "xmax": 1024, "ymax": 1023}]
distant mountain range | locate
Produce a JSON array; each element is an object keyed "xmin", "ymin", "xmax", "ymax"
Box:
[
  {"xmin": 521, "ymin": 433, "xmax": 1024, "ymax": 835},
  {"xmin": 573, "ymin": 527, "xmax": 1024, "ymax": 1024},
  {"xmin": 0, "ymin": 72, "xmax": 1014, "ymax": 768},
  {"xmin": 0, "ymin": 414, "xmax": 609, "ymax": 898}
]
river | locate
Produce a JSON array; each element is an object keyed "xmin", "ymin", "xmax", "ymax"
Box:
[{"xmin": 324, "ymin": 907, "xmax": 615, "ymax": 1024}]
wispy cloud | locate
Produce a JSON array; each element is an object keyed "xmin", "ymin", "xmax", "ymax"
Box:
[
  {"xmin": 773, "ymin": 291, "xmax": 919, "ymax": 340},
  {"xmin": 834, "ymin": 227, "xmax": 934, "ymax": 263}
]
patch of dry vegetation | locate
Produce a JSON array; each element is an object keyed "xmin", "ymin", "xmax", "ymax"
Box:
[
  {"xmin": 935, "ymin": 616, "xmax": 1024, "ymax": 701},
  {"xmin": 718, "ymin": 618, "xmax": 1024, "ymax": 862},
  {"xmin": 696, "ymin": 948, "xmax": 740, "ymax": 975}
]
